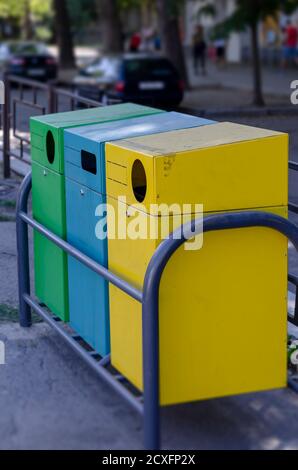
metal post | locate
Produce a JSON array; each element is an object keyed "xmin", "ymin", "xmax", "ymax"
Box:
[
  {"xmin": 16, "ymin": 172, "xmax": 32, "ymax": 327},
  {"xmin": 141, "ymin": 210, "xmax": 298, "ymax": 450},
  {"xmin": 142, "ymin": 280, "xmax": 161, "ymax": 450},
  {"xmin": 293, "ymin": 285, "xmax": 298, "ymax": 326},
  {"xmin": 47, "ymin": 83, "xmax": 56, "ymax": 114},
  {"xmin": 3, "ymin": 74, "xmax": 11, "ymax": 178}
]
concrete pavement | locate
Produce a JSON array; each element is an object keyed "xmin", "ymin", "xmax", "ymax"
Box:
[
  {"xmin": 188, "ymin": 59, "xmax": 298, "ymax": 98},
  {"xmin": 1, "ymin": 310, "xmax": 298, "ymax": 449},
  {"xmin": 181, "ymin": 59, "xmax": 298, "ymax": 112}
]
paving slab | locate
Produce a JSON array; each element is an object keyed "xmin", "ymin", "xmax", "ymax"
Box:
[
  {"xmin": 0, "ymin": 320, "xmax": 298, "ymax": 450},
  {"xmin": 0, "ymin": 222, "xmax": 34, "ymax": 308},
  {"xmin": 187, "ymin": 60, "xmax": 298, "ymax": 99}
]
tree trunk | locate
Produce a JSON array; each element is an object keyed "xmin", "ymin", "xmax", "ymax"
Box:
[
  {"xmin": 250, "ymin": 21, "xmax": 264, "ymax": 106},
  {"xmin": 97, "ymin": 0, "xmax": 123, "ymax": 53},
  {"xmin": 53, "ymin": 0, "xmax": 75, "ymax": 70},
  {"xmin": 22, "ymin": 0, "xmax": 34, "ymax": 40},
  {"xmin": 156, "ymin": 0, "xmax": 189, "ymax": 87}
]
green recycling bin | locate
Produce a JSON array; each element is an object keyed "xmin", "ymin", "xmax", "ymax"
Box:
[{"xmin": 31, "ymin": 103, "xmax": 163, "ymax": 321}]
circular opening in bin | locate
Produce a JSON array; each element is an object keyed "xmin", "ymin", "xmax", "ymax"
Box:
[
  {"xmin": 132, "ymin": 159, "xmax": 147, "ymax": 202},
  {"xmin": 46, "ymin": 130, "xmax": 55, "ymax": 164}
]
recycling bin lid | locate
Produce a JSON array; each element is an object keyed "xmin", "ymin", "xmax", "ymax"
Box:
[
  {"xmin": 30, "ymin": 103, "xmax": 163, "ymax": 174},
  {"xmin": 64, "ymin": 112, "xmax": 216, "ymax": 194},
  {"xmin": 111, "ymin": 121, "xmax": 286, "ymax": 156},
  {"xmin": 105, "ymin": 121, "xmax": 288, "ymax": 214}
]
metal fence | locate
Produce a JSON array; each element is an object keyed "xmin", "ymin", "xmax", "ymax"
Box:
[
  {"xmin": 288, "ymin": 160, "xmax": 298, "ymax": 326},
  {"xmin": 16, "ymin": 174, "xmax": 298, "ymax": 449},
  {"xmin": 3, "ymin": 73, "xmax": 298, "ymax": 325},
  {"xmin": 1, "ymin": 74, "xmax": 108, "ymax": 179}
]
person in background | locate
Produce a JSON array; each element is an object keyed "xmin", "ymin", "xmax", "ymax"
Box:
[
  {"xmin": 140, "ymin": 26, "xmax": 154, "ymax": 52},
  {"xmin": 154, "ymin": 34, "xmax": 161, "ymax": 51},
  {"xmin": 129, "ymin": 32, "xmax": 141, "ymax": 52},
  {"xmin": 266, "ymin": 28, "xmax": 278, "ymax": 66},
  {"xmin": 214, "ymin": 37, "xmax": 226, "ymax": 68},
  {"xmin": 192, "ymin": 25, "xmax": 207, "ymax": 76},
  {"xmin": 281, "ymin": 19, "xmax": 298, "ymax": 67}
]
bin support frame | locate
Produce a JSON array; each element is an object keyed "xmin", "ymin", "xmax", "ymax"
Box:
[{"xmin": 16, "ymin": 171, "xmax": 298, "ymax": 450}]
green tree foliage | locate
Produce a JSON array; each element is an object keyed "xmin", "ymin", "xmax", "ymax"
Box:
[
  {"xmin": 198, "ymin": 0, "xmax": 298, "ymax": 105},
  {"xmin": 67, "ymin": 0, "xmax": 97, "ymax": 35},
  {"xmin": 0, "ymin": 0, "xmax": 52, "ymax": 40},
  {"xmin": 0, "ymin": 0, "xmax": 98, "ymax": 40},
  {"xmin": 0, "ymin": 0, "xmax": 26, "ymax": 18},
  {"xmin": 0, "ymin": 0, "xmax": 51, "ymax": 22},
  {"xmin": 117, "ymin": 0, "xmax": 142, "ymax": 9}
]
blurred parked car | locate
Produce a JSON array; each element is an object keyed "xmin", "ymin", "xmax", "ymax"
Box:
[
  {"xmin": 73, "ymin": 54, "xmax": 184, "ymax": 107},
  {"xmin": 0, "ymin": 41, "xmax": 57, "ymax": 80}
]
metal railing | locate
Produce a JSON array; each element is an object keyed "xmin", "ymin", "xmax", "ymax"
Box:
[
  {"xmin": 1, "ymin": 74, "xmax": 117, "ymax": 178},
  {"xmin": 288, "ymin": 160, "xmax": 298, "ymax": 326},
  {"xmin": 16, "ymin": 172, "xmax": 298, "ymax": 450}
]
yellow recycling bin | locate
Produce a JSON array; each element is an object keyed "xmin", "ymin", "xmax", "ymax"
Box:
[{"xmin": 105, "ymin": 122, "xmax": 288, "ymax": 406}]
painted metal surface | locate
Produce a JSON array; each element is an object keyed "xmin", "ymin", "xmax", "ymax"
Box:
[
  {"xmin": 141, "ymin": 210, "xmax": 298, "ymax": 448},
  {"xmin": 32, "ymin": 161, "xmax": 68, "ymax": 319},
  {"xmin": 66, "ymin": 181, "xmax": 110, "ymax": 355},
  {"xmin": 64, "ymin": 112, "xmax": 215, "ymax": 354},
  {"xmin": 106, "ymin": 123, "xmax": 289, "ymax": 404},
  {"xmin": 64, "ymin": 112, "xmax": 215, "ymax": 193},
  {"xmin": 30, "ymin": 103, "xmax": 163, "ymax": 173},
  {"xmin": 105, "ymin": 122, "xmax": 288, "ymax": 213},
  {"xmin": 30, "ymin": 104, "xmax": 163, "ymax": 321}
]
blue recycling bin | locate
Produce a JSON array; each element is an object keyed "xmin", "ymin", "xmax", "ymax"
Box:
[{"xmin": 64, "ymin": 112, "xmax": 216, "ymax": 355}]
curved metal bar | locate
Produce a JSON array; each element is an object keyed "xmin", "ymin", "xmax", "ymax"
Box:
[
  {"xmin": 16, "ymin": 172, "xmax": 32, "ymax": 326},
  {"xmin": 17, "ymin": 171, "xmax": 298, "ymax": 450},
  {"xmin": 142, "ymin": 211, "xmax": 298, "ymax": 450},
  {"xmin": 23, "ymin": 294, "xmax": 143, "ymax": 415},
  {"xmin": 20, "ymin": 212, "xmax": 142, "ymax": 302},
  {"xmin": 289, "ymin": 160, "xmax": 298, "ymax": 171},
  {"xmin": 8, "ymin": 74, "xmax": 50, "ymax": 90},
  {"xmin": 16, "ymin": 172, "xmax": 142, "ymax": 304}
]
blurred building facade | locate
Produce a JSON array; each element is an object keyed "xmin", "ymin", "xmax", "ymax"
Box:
[{"xmin": 184, "ymin": 0, "xmax": 298, "ymax": 64}]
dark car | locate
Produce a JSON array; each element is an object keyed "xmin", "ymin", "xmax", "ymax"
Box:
[
  {"xmin": 0, "ymin": 41, "xmax": 57, "ymax": 80},
  {"xmin": 73, "ymin": 54, "xmax": 184, "ymax": 107}
]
